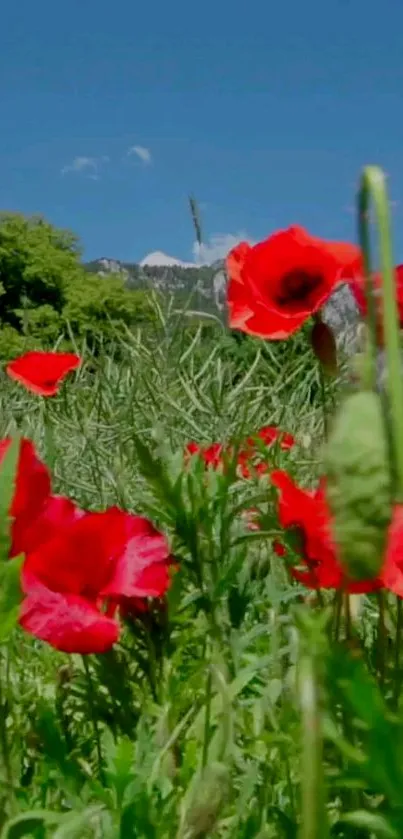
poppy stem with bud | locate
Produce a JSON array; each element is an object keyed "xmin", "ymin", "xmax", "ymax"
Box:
[
  {"xmin": 393, "ymin": 597, "xmax": 403, "ymax": 709},
  {"xmin": 82, "ymin": 656, "xmax": 105, "ymax": 784},
  {"xmin": 41, "ymin": 400, "xmax": 57, "ymax": 473},
  {"xmin": 358, "ymin": 166, "xmax": 403, "ymax": 502},
  {"xmin": 296, "ymin": 612, "xmax": 330, "ymax": 839}
]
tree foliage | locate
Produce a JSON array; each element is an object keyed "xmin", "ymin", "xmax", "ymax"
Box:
[{"xmin": 0, "ymin": 212, "xmax": 156, "ymax": 357}]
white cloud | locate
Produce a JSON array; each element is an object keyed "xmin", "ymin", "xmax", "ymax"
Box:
[
  {"xmin": 61, "ymin": 155, "xmax": 109, "ymax": 179},
  {"xmin": 127, "ymin": 145, "xmax": 152, "ymax": 165},
  {"xmin": 193, "ymin": 232, "xmax": 253, "ymax": 265}
]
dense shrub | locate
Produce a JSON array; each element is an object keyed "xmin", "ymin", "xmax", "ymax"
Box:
[{"xmin": 0, "ymin": 212, "xmax": 156, "ymax": 357}]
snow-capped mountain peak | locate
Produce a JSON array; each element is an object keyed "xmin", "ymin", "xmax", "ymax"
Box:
[{"xmin": 140, "ymin": 250, "xmax": 195, "ymax": 269}]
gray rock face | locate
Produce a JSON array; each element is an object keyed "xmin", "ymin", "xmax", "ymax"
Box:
[
  {"xmin": 85, "ymin": 256, "xmax": 368, "ymax": 359},
  {"xmin": 322, "ymin": 283, "xmax": 362, "ymax": 355}
]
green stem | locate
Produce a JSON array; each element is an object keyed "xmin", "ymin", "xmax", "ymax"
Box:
[
  {"xmin": 357, "ymin": 190, "xmax": 379, "ymax": 392},
  {"xmin": 358, "ymin": 166, "xmax": 403, "ymax": 500},
  {"xmin": 376, "ymin": 591, "xmax": 386, "ymax": 691},
  {"xmin": 344, "ymin": 593, "xmax": 351, "ymax": 641},
  {"xmin": 393, "ymin": 597, "xmax": 403, "ymax": 708},
  {"xmin": 202, "ymin": 665, "xmax": 212, "ymax": 769},
  {"xmin": 298, "ymin": 653, "xmax": 329, "ymax": 839},
  {"xmin": 0, "ymin": 663, "xmax": 12, "ymax": 797},
  {"xmin": 318, "ymin": 364, "xmax": 329, "ymax": 439},
  {"xmin": 283, "ymin": 747, "xmax": 296, "ymax": 820},
  {"xmin": 42, "ymin": 399, "xmax": 57, "ymax": 472},
  {"xmin": 333, "ymin": 590, "xmax": 343, "ymax": 642},
  {"xmin": 144, "ymin": 622, "xmax": 159, "ymax": 703},
  {"xmin": 82, "ymin": 656, "xmax": 104, "ymax": 784}
]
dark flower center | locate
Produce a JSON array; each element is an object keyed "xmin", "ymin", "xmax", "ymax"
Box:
[{"xmin": 275, "ymin": 271, "xmax": 322, "ymax": 306}]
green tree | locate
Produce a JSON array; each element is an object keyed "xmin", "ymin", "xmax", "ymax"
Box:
[
  {"xmin": 0, "ymin": 212, "xmax": 157, "ymax": 357},
  {"xmin": 0, "ymin": 213, "xmax": 83, "ymax": 328},
  {"xmin": 62, "ymin": 273, "xmax": 156, "ymax": 341}
]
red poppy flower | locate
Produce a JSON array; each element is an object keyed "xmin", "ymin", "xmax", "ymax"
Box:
[
  {"xmin": 271, "ymin": 470, "xmax": 384, "ymax": 593},
  {"xmin": 14, "ymin": 495, "xmax": 84, "ymax": 558},
  {"xmin": 185, "ymin": 442, "xmax": 225, "ymax": 470},
  {"xmin": 349, "ymin": 265, "xmax": 403, "ymax": 340},
  {"xmin": 20, "ymin": 507, "xmax": 172, "ymax": 654},
  {"xmin": 238, "ymin": 425, "xmax": 296, "ymax": 479},
  {"xmin": 255, "ymin": 426, "xmax": 295, "ymax": 451},
  {"xmin": 226, "ymin": 226, "xmax": 362, "ymax": 339},
  {"xmin": 0, "ymin": 438, "xmax": 51, "ymax": 558},
  {"xmin": 273, "ymin": 539, "xmax": 286, "ymax": 557},
  {"xmin": 6, "ymin": 351, "xmax": 81, "ymax": 396},
  {"xmin": 186, "ymin": 425, "xmax": 295, "ymax": 480},
  {"xmin": 378, "ymin": 506, "xmax": 403, "ymax": 597}
]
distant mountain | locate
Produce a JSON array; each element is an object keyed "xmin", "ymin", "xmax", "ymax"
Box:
[
  {"xmin": 84, "ymin": 256, "xmax": 362, "ymax": 354},
  {"xmin": 140, "ymin": 250, "xmax": 196, "ymax": 269},
  {"xmin": 84, "ymin": 255, "xmax": 228, "ymax": 314}
]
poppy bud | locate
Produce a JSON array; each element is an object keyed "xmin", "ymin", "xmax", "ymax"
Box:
[
  {"xmin": 311, "ymin": 319, "xmax": 338, "ymax": 376},
  {"xmin": 180, "ymin": 762, "xmax": 230, "ymax": 838},
  {"xmin": 324, "ymin": 391, "xmax": 392, "ymax": 580}
]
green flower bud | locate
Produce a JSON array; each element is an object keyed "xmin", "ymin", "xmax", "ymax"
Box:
[
  {"xmin": 324, "ymin": 391, "xmax": 392, "ymax": 580},
  {"xmin": 179, "ymin": 762, "xmax": 230, "ymax": 839}
]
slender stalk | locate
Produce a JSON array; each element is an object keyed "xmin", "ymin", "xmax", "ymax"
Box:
[
  {"xmin": 0, "ymin": 664, "xmax": 12, "ymax": 796},
  {"xmin": 357, "ymin": 188, "xmax": 379, "ymax": 392},
  {"xmin": 283, "ymin": 747, "xmax": 296, "ymax": 820},
  {"xmin": 42, "ymin": 399, "xmax": 57, "ymax": 472},
  {"xmin": 344, "ymin": 593, "xmax": 351, "ymax": 641},
  {"xmin": 318, "ymin": 364, "xmax": 329, "ymax": 439},
  {"xmin": 333, "ymin": 590, "xmax": 343, "ymax": 642},
  {"xmin": 144, "ymin": 621, "xmax": 159, "ymax": 703},
  {"xmin": 202, "ymin": 665, "xmax": 213, "ymax": 769},
  {"xmin": 376, "ymin": 591, "xmax": 386, "ymax": 691},
  {"xmin": 298, "ymin": 653, "xmax": 329, "ymax": 839},
  {"xmin": 393, "ymin": 597, "xmax": 403, "ymax": 708},
  {"xmin": 82, "ymin": 656, "xmax": 104, "ymax": 784},
  {"xmin": 358, "ymin": 166, "xmax": 403, "ymax": 501}
]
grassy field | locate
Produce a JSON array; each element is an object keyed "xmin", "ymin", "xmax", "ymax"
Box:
[{"xmin": 0, "ymin": 297, "xmax": 401, "ymax": 839}]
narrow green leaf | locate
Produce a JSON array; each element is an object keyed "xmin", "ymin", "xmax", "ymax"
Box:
[
  {"xmin": 0, "ymin": 436, "xmax": 20, "ymax": 561},
  {"xmin": 0, "ymin": 554, "xmax": 24, "ymax": 642},
  {"xmin": 340, "ymin": 810, "xmax": 398, "ymax": 838},
  {"xmin": 53, "ymin": 806, "xmax": 105, "ymax": 839},
  {"xmin": 0, "ymin": 810, "xmax": 60, "ymax": 839}
]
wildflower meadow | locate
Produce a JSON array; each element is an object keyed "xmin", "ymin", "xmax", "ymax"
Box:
[{"xmin": 0, "ymin": 166, "xmax": 403, "ymax": 838}]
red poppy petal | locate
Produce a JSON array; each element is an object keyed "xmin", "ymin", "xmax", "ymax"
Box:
[
  {"xmin": 6, "ymin": 352, "xmax": 81, "ymax": 396},
  {"xmin": 21, "ymin": 512, "xmax": 113, "ymax": 598},
  {"xmin": 102, "ymin": 524, "xmax": 170, "ymax": 598},
  {"xmin": 273, "ymin": 539, "xmax": 286, "ymax": 557},
  {"xmin": 234, "ymin": 302, "xmax": 308, "ymax": 339},
  {"xmin": 126, "ymin": 561, "xmax": 171, "ymax": 598},
  {"xmin": 19, "ymin": 587, "xmax": 119, "ymax": 654},
  {"xmin": 257, "ymin": 426, "xmax": 295, "ymax": 450},
  {"xmin": 381, "ymin": 505, "xmax": 403, "ymax": 596},
  {"xmin": 226, "ymin": 241, "xmax": 252, "ymax": 286},
  {"xmin": 271, "ymin": 470, "xmax": 316, "ymax": 528},
  {"xmin": 14, "ymin": 495, "xmax": 83, "ymax": 557},
  {"xmin": 291, "ymin": 566, "xmax": 322, "ymax": 588},
  {"xmin": 1, "ymin": 438, "xmax": 51, "ymax": 558},
  {"xmin": 226, "ymin": 226, "xmax": 362, "ymax": 340},
  {"xmin": 317, "ymin": 241, "xmax": 363, "ymax": 280}
]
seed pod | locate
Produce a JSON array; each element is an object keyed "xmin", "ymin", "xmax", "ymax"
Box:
[
  {"xmin": 179, "ymin": 762, "xmax": 230, "ymax": 839},
  {"xmin": 324, "ymin": 391, "xmax": 392, "ymax": 580},
  {"xmin": 311, "ymin": 319, "xmax": 338, "ymax": 376}
]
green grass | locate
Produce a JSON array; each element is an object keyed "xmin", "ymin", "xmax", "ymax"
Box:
[{"xmin": 0, "ymin": 306, "xmax": 387, "ymax": 839}]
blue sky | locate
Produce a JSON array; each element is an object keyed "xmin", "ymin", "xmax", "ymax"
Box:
[{"xmin": 2, "ymin": 0, "xmax": 403, "ymax": 263}]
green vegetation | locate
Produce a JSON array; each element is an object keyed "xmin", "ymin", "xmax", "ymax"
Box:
[
  {"xmin": 0, "ymin": 315, "xmax": 329, "ymax": 838},
  {"xmin": 1, "ymin": 172, "xmax": 403, "ymax": 838},
  {"xmin": 0, "ymin": 213, "xmax": 157, "ymax": 357}
]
